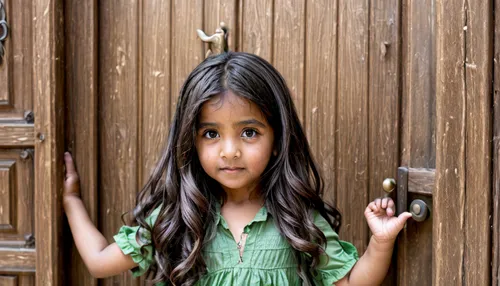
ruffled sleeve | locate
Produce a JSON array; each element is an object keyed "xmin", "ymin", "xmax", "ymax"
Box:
[
  {"xmin": 113, "ymin": 207, "xmax": 161, "ymax": 277},
  {"xmin": 312, "ymin": 211, "xmax": 359, "ymax": 285}
]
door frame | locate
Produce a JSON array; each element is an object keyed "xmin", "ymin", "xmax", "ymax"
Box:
[{"xmin": 33, "ymin": 0, "xmax": 65, "ymax": 284}]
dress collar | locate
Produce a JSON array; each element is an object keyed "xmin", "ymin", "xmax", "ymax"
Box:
[{"xmin": 214, "ymin": 201, "xmax": 268, "ymax": 230}]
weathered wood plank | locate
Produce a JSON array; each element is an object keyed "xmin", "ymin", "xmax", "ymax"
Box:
[
  {"xmin": 398, "ymin": 1, "xmax": 436, "ymax": 285},
  {"xmin": 140, "ymin": 0, "xmax": 171, "ymax": 188},
  {"xmin": 239, "ymin": 0, "xmax": 273, "ymax": 61},
  {"xmin": 0, "ymin": 247, "xmax": 36, "ymax": 273},
  {"xmin": 273, "ymin": 0, "xmax": 305, "ymax": 123},
  {"xmin": 99, "ymin": 1, "xmax": 139, "ymax": 285},
  {"xmin": 464, "ymin": 0, "xmax": 492, "ymax": 284},
  {"xmin": 492, "ymin": 1, "xmax": 500, "ymax": 284},
  {"xmin": 408, "ymin": 168, "xmax": 435, "ymax": 196},
  {"xmin": 0, "ymin": 276, "xmax": 16, "ymax": 286},
  {"xmin": 367, "ymin": 2, "xmax": 400, "ymax": 284},
  {"xmin": 336, "ymin": 0, "xmax": 370, "ymax": 253},
  {"xmin": 170, "ymin": 0, "xmax": 204, "ymax": 121},
  {"xmin": 64, "ymin": 0, "xmax": 98, "ymax": 284},
  {"xmin": 33, "ymin": 0, "xmax": 65, "ymax": 284},
  {"xmin": 434, "ymin": 0, "xmax": 466, "ymax": 284},
  {"xmin": 400, "ymin": 0, "xmax": 436, "ymax": 169},
  {"xmin": 0, "ymin": 124, "xmax": 34, "ymax": 147},
  {"xmin": 304, "ymin": 0, "xmax": 338, "ymax": 205},
  {"xmin": 204, "ymin": 0, "xmax": 237, "ymax": 52}
]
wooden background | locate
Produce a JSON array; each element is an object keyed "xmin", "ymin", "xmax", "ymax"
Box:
[{"xmin": 57, "ymin": 0, "xmax": 494, "ymax": 285}]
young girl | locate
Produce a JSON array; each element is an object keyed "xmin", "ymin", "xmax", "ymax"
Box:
[{"xmin": 63, "ymin": 52, "xmax": 412, "ymax": 285}]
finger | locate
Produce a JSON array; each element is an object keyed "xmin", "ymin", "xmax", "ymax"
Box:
[
  {"xmin": 366, "ymin": 202, "xmax": 377, "ymax": 213},
  {"xmin": 64, "ymin": 152, "xmax": 76, "ymax": 175},
  {"xmin": 381, "ymin": 197, "xmax": 388, "ymax": 209},
  {"xmin": 374, "ymin": 198, "xmax": 382, "ymax": 209},
  {"xmin": 387, "ymin": 199, "xmax": 395, "ymax": 209}
]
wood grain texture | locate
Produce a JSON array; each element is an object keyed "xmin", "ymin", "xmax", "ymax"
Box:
[
  {"xmin": 336, "ymin": 0, "xmax": 370, "ymax": 253},
  {"xmin": 0, "ymin": 0, "xmax": 34, "ymax": 119},
  {"xmin": 434, "ymin": 0, "xmax": 466, "ymax": 284},
  {"xmin": 99, "ymin": 1, "xmax": 139, "ymax": 285},
  {"xmin": 140, "ymin": 0, "xmax": 171, "ymax": 189},
  {"xmin": 0, "ymin": 125, "xmax": 34, "ymax": 147},
  {"xmin": 64, "ymin": 0, "xmax": 98, "ymax": 285},
  {"xmin": 170, "ymin": 0, "xmax": 204, "ymax": 121},
  {"xmin": 33, "ymin": 0, "xmax": 65, "ymax": 284},
  {"xmin": 304, "ymin": 0, "xmax": 338, "ymax": 205},
  {"xmin": 204, "ymin": 0, "xmax": 237, "ymax": 52},
  {"xmin": 408, "ymin": 168, "xmax": 435, "ymax": 196},
  {"xmin": 463, "ymin": 0, "xmax": 492, "ymax": 284},
  {"xmin": 400, "ymin": 0, "xmax": 436, "ymax": 168},
  {"xmin": 0, "ymin": 150, "xmax": 33, "ymax": 244},
  {"xmin": 398, "ymin": 1, "xmax": 436, "ymax": 285},
  {"xmin": 273, "ymin": 0, "xmax": 305, "ymax": 122},
  {"xmin": 493, "ymin": 1, "xmax": 500, "ymax": 284},
  {"xmin": 0, "ymin": 247, "xmax": 36, "ymax": 272},
  {"xmin": 367, "ymin": 2, "xmax": 400, "ymax": 283},
  {"xmin": 0, "ymin": 276, "xmax": 17, "ymax": 286},
  {"xmin": 239, "ymin": 0, "xmax": 273, "ymax": 61},
  {"xmin": 0, "ymin": 0, "xmax": 12, "ymax": 106}
]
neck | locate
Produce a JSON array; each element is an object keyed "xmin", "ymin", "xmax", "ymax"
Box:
[{"xmin": 222, "ymin": 185, "xmax": 263, "ymax": 205}]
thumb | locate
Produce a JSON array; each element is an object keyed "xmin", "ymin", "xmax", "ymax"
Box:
[{"xmin": 397, "ymin": 212, "xmax": 413, "ymax": 226}]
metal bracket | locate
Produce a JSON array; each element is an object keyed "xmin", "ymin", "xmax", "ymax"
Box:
[{"xmin": 0, "ymin": 1, "xmax": 8, "ymax": 65}]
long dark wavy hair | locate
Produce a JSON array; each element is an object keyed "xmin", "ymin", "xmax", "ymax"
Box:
[{"xmin": 130, "ymin": 52, "xmax": 342, "ymax": 285}]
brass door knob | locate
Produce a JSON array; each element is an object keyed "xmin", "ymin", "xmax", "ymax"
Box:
[
  {"xmin": 382, "ymin": 178, "xmax": 396, "ymax": 193},
  {"xmin": 409, "ymin": 199, "xmax": 429, "ymax": 222}
]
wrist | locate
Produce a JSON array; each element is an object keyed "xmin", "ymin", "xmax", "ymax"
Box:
[
  {"xmin": 63, "ymin": 194, "xmax": 82, "ymax": 209},
  {"xmin": 370, "ymin": 235, "xmax": 396, "ymax": 252}
]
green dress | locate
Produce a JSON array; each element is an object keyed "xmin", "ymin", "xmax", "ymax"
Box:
[{"xmin": 114, "ymin": 203, "xmax": 358, "ymax": 285}]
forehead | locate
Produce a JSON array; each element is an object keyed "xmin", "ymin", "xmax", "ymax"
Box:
[{"xmin": 198, "ymin": 91, "xmax": 266, "ymax": 122}]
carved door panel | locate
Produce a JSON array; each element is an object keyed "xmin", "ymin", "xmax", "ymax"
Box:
[{"xmin": 0, "ymin": 1, "xmax": 36, "ymax": 285}]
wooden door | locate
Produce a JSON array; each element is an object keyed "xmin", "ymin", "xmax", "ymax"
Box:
[
  {"xmin": 0, "ymin": 0, "xmax": 36, "ymax": 284},
  {"xmin": 0, "ymin": 0, "xmax": 65, "ymax": 285},
  {"xmin": 397, "ymin": 0, "xmax": 492, "ymax": 285},
  {"xmin": 62, "ymin": 0, "xmax": 495, "ymax": 285}
]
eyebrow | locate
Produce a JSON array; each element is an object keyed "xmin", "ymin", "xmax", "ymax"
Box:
[{"xmin": 198, "ymin": 119, "xmax": 267, "ymax": 129}]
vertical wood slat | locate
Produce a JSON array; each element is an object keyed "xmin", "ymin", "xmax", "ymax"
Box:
[
  {"xmin": 434, "ymin": 0, "xmax": 466, "ymax": 284},
  {"xmin": 204, "ymin": 0, "xmax": 237, "ymax": 53},
  {"xmin": 399, "ymin": 1, "xmax": 436, "ymax": 285},
  {"xmin": 140, "ymin": 0, "xmax": 171, "ymax": 187},
  {"xmin": 239, "ymin": 0, "xmax": 273, "ymax": 61},
  {"xmin": 33, "ymin": 0, "xmax": 65, "ymax": 284},
  {"xmin": 492, "ymin": 0, "xmax": 500, "ymax": 284},
  {"xmin": 463, "ymin": 0, "xmax": 492, "ymax": 284},
  {"xmin": 368, "ymin": 1, "xmax": 400, "ymax": 285},
  {"xmin": 64, "ymin": 0, "xmax": 98, "ymax": 285},
  {"xmin": 336, "ymin": 0, "xmax": 370, "ymax": 253},
  {"xmin": 273, "ymin": 0, "xmax": 306, "ymax": 123},
  {"xmin": 304, "ymin": 0, "xmax": 338, "ymax": 205},
  {"xmin": 170, "ymin": 0, "xmax": 204, "ymax": 121},
  {"xmin": 99, "ymin": 1, "xmax": 139, "ymax": 285},
  {"xmin": 400, "ymin": 0, "xmax": 436, "ymax": 169}
]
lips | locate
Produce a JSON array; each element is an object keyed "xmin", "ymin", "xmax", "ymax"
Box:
[{"xmin": 220, "ymin": 167, "xmax": 244, "ymax": 173}]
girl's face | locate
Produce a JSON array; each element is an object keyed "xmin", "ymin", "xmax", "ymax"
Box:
[{"xmin": 195, "ymin": 91, "xmax": 274, "ymax": 195}]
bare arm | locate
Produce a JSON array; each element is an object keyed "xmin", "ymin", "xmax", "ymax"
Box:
[
  {"xmin": 336, "ymin": 198, "xmax": 412, "ymax": 286},
  {"xmin": 63, "ymin": 153, "xmax": 137, "ymax": 278}
]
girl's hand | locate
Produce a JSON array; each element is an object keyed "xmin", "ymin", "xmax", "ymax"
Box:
[
  {"xmin": 364, "ymin": 197, "xmax": 412, "ymax": 243},
  {"xmin": 63, "ymin": 152, "xmax": 81, "ymax": 201}
]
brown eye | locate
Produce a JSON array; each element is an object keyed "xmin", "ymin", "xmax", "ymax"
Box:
[
  {"xmin": 203, "ymin": 130, "xmax": 219, "ymax": 139},
  {"xmin": 242, "ymin": 129, "xmax": 258, "ymax": 138}
]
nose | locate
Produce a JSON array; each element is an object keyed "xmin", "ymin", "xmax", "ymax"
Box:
[{"xmin": 220, "ymin": 138, "xmax": 241, "ymax": 159}]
